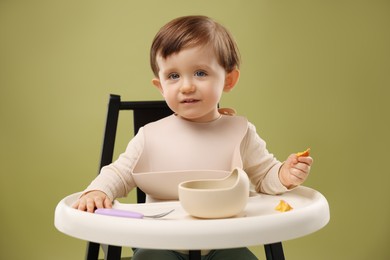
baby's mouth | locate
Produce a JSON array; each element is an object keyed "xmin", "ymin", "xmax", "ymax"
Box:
[{"xmin": 181, "ymin": 99, "xmax": 200, "ymax": 103}]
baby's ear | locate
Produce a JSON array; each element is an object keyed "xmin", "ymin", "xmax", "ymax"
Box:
[
  {"xmin": 224, "ymin": 69, "xmax": 240, "ymax": 92},
  {"xmin": 152, "ymin": 78, "xmax": 163, "ymax": 94}
]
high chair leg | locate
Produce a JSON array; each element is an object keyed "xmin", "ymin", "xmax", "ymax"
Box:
[{"xmin": 264, "ymin": 242, "xmax": 285, "ymax": 260}]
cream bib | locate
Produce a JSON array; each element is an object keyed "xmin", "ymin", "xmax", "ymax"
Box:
[{"xmin": 132, "ymin": 114, "xmax": 248, "ymax": 201}]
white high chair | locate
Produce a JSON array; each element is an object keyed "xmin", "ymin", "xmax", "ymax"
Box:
[{"xmin": 55, "ymin": 94, "xmax": 330, "ymax": 260}]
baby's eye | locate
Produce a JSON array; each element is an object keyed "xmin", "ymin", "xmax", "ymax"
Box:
[
  {"xmin": 194, "ymin": 71, "xmax": 207, "ymax": 77},
  {"xmin": 168, "ymin": 73, "xmax": 180, "ymax": 80}
]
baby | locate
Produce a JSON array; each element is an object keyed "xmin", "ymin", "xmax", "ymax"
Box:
[{"xmin": 73, "ymin": 15, "xmax": 313, "ymax": 260}]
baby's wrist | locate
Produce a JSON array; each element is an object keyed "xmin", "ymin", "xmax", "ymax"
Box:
[{"xmin": 278, "ymin": 166, "xmax": 294, "ymax": 189}]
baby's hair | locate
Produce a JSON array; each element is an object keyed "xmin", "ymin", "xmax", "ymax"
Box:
[{"xmin": 150, "ymin": 15, "xmax": 241, "ymax": 77}]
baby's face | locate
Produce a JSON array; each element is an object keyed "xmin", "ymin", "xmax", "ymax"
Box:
[{"xmin": 152, "ymin": 45, "xmax": 230, "ymax": 123}]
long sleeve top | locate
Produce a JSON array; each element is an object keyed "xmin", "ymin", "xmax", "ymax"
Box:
[{"xmin": 84, "ymin": 115, "xmax": 288, "ymax": 201}]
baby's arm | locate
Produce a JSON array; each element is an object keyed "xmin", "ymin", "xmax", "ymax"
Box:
[
  {"xmin": 278, "ymin": 153, "xmax": 313, "ymax": 189},
  {"xmin": 72, "ymin": 129, "xmax": 145, "ymax": 212},
  {"xmin": 72, "ymin": 190, "xmax": 112, "ymax": 213}
]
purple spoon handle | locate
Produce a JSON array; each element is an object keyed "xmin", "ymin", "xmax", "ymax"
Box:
[{"xmin": 94, "ymin": 208, "xmax": 144, "ymax": 219}]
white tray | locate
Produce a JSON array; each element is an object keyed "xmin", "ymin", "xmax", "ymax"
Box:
[{"xmin": 54, "ymin": 186, "xmax": 329, "ymax": 250}]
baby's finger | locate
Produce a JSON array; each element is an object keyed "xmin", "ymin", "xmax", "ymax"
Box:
[
  {"xmin": 76, "ymin": 199, "xmax": 88, "ymax": 211},
  {"xmin": 290, "ymin": 168, "xmax": 309, "ymax": 185},
  {"xmin": 94, "ymin": 197, "xmax": 104, "ymax": 209},
  {"xmin": 86, "ymin": 198, "xmax": 96, "ymax": 213},
  {"xmin": 104, "ymin": 197, "xmax": 113, "ymax": 208},
  {"xmin": 71, "ymin": 200, "xmax": 79, "ymax": 209},
  {"xmin": 297, "ymin": 156, "xmax": 313, "ymax": 166},
  {"xmin": 289, "ymin": 175, "xmax": 304, "ymax": 186},
  {"xmin": 293, "ymin": 161, "xmax": 311, "ymax": 174},
  {"xmin": 286, "ymin": 154, "xmax": 299, "ymax": 165}
]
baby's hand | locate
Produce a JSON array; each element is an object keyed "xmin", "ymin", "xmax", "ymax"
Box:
[
  {"xmin": 279, "ymin": 150, "xmax": 313, "ymax": 189},
  {"xmin": 72, "ymin": 190, "xmax": 112, "ymax": 213}
]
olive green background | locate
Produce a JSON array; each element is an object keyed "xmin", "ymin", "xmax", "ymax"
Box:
[{"xmin": 1, "ymin": 0, "xmax": 389, "ymax": 259}]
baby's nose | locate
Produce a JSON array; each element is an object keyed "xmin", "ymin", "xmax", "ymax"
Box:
[{"xmin": 180, "ymin": 83, "xmax": 195, "ymax": 93}]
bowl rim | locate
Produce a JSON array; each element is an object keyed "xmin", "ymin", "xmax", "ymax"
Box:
[{"xmin": 178, "ymin": 169, "xmax": 241, "ymax": 192}]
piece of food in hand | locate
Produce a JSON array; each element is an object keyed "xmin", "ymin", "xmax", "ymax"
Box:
[
  {"xmin": 275, "ymin": 200, "xmax": 293, "ymax": 212},
  {"xmin": 296, "ymin": 148, "xmax": 310, "ymax": 157}
]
